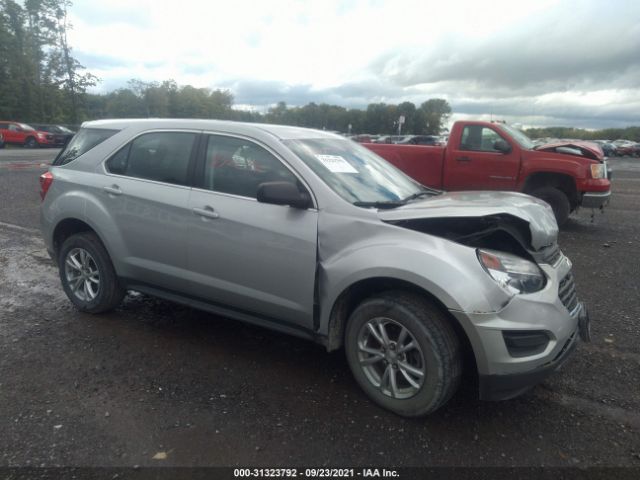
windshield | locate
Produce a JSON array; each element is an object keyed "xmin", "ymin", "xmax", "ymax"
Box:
[
  {"xmin": 499, "ymin": 124, "xmax": 535, "ymax": 150},
  {"xmin": 53, "ymin": 128, "xmax": 118, "ymax": 166},
  {"xmin": 58, "ymin": 126, "xmax": 74, "ymax": 133},
  {"xmin": 284, "ymin": 138, "xmax": 430, "ymax": 206}
]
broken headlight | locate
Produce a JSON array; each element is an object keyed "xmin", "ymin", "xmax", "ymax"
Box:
[{"xmin": 477, "ymin": 249, "xmax": 546, "ymax": 294}]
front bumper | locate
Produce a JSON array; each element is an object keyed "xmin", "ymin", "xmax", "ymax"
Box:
[
  {"xmin": 479, "ymin": 303, "xmax": 590, "ymax": 400},
  {"xmin": 449, "ymin": 254, "xmax": 589, "ymax": 400},
  {"xmin": 581, "ymin": 190, "xmax": 611, "ymax": 209}
]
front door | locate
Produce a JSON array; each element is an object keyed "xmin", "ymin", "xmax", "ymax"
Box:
[
  {"xmin": 186, "ymin": 133, "xmax": 318, "ymax": 329},
  {"xmin": 445, "ymin": 124, "xmax": 520, "ymax": 191}
]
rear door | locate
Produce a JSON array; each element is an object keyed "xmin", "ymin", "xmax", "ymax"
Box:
[
  {"xmin": 101, "ymin": 130, "xmax": 199, "ymax": 290},
  {"xmin": 444, "ymin": 124, "xmax": 520, "ymax": 190},
  {"xmin": 186, "ymin": 133, "xmax": 318, "ymax": 329}
]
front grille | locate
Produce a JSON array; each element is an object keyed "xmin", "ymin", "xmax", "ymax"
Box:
[{"xmin": 558, "ymin": 272, "xmax": 579, "ymax": 313}]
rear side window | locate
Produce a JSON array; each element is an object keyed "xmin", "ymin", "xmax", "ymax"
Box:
[
  {"xmin": 54, "ymin": 128, "xmax": 118, "ymax": 166},
  {"xmin": 105, "ymin": 131, "xmax": 196, "ymax": 186}
]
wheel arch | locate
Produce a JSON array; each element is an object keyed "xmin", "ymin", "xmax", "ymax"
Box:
[
  {"xmin": 52, "ymin": 217, "xmax": 111, "ymax": 260},
  {"xmin": 523, "ymin": 172, "xmax": 578, "ymax": 209},
  {"xmin": 323, "ymin": 277, "xmax": 477, "ymax": 375}
]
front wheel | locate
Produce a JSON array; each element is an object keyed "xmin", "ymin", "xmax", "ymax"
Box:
[
  {"xmin": 345, "ymin": 291, "xmax": 461, "ymax": 417},
  {"xmin": 58, "ymin": 232, "xmax": 125, "ymax": 313},
  {"xmin": 24, "ymin": 137, "xmax": 38, "ymax": 148},
  {"xmin": 531, "ymin": 186, "xmax": 571, "ymax": 227}
]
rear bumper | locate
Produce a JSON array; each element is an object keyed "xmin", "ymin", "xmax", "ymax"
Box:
[
  {"xmin": 478, "ymin": 303, "xmax": 590, "ymax": 401},
  {"xmin": 581, "ymin": 190, "xmax": 611, "ymax": 209}
]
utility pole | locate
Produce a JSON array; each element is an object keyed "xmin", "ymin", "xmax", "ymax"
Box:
[{"xmin": 398, "ymin": 115, "xmax": 405, "ymax": 136}]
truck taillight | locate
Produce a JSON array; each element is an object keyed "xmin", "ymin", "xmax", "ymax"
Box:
[{"xmin": 39, "ymin": 172, "xmax": 53, "ymax": 200}]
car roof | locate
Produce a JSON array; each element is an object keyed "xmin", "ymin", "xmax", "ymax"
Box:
[{"xmin": 81, "ymin": 118, "xmax": 342, "ymax": 141}]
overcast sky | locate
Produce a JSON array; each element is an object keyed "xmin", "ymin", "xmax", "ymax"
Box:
[{"xmin": 69, "ymin": 0, "xmax": 640, "ymax": 129}]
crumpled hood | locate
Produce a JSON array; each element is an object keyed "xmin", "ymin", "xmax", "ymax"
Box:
[
  {"xmin": 535, "ymin": 141, "xmax": 603, "ymax": 161},
  {"xmin": 377, "ymin": 191, "xmax": 558, "ymax": 250}
]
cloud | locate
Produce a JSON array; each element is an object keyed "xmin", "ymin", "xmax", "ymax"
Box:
[{"xmin": 70, "ymin": 0, "xmax": 640, "ymax": 128}]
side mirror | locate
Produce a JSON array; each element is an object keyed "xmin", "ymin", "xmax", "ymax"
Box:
[
  {"xmin": 493, "ymin": 139, "xmax": 511, "ymax": 154},
  {"xmin": 257, "ymin": 181, "xmax": 311, "ymax": 209}
]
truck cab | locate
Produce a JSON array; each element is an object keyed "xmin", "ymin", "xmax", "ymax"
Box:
[{"xmin": 365, "ymin": 121, "xmax": 611, "ymax": 226}]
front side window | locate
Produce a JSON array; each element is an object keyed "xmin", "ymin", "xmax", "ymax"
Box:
[
  {"xmin": 202, "ymin": 135, "xmax": 299, "ymax": 198},
  {"xmin": 460, "ymin": 126, "xmax": 507, "ymax": 152},
  {"xmin": 54, "ymin": 128, "xmax": 119, "ymax": 166},
  {"xmin": 105, "ymin": 131, "xmax": 196, "ymax": 186}
]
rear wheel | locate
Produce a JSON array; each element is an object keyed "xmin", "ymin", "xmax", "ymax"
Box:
[
  {"xmin": 345, "ymin": 291, "xmax": 461, "ymax": 417},
  {"xmin": 531, "ymin": 186, "xmax": 570, "ymax": 226},
  {"xmin": 58, "ymin": 232, "xmax": 125, "ymax": 313}
]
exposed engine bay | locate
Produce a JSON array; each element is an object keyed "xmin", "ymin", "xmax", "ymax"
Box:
[{"xmin": 386, "ymin": 214, "xmax": 543, "ymax": 261}]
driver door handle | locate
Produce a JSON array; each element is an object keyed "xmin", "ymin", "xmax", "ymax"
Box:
[
  {"xmin": 455, "ymin": 156, "xmax": 471, "ymax": 162},
  {"xmin": 192, "ymin": 206, "xmax": 220, "ymax": 219},
  {"xmin": 103, "ymin": 185, "xmax": 122, "ymax": 196}
]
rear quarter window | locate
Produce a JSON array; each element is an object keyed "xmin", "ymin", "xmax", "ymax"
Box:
[{"xmin": 53, "ymin": 128, "xmax": 118, "ymax": 166}]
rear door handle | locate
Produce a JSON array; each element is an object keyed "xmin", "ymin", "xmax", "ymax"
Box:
[
  {"xmin": 455, "ymin": 156, "xmax": 471, "ymax": 162},
  {"xmin": 103, "ymin": 185, "xmax": 122, "ymax": 196},
  {"xmin": 192, "ymin": 206, "xmax": 220, "ymax": 219}
]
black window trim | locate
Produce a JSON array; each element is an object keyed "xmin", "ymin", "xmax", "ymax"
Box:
[
  {"xmin": 192, "ymin": 131, "xmax": 318, "ymax": 209},
  {"xmin": 101, "ymin": 129, "xmax": 203, "ymax": 189}
]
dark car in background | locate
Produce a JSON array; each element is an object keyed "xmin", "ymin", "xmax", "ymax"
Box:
[{"xmin": 32, "ymin": 124, "xmax": 76, "ymax": 147}]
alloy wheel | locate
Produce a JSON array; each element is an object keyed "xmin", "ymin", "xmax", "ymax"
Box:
[
  {"xmin": 64, "ymin": 247, "xmax": 100, "ymax": 301},
  {"xmin": 357, "ymin": 317, "xmax": 426, "ymax": 399}
]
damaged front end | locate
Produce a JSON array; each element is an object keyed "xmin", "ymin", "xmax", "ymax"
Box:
[
  {"xmin": 377, "ymin": 190, "xmax": 560, "ymax": 261},
  {"xmin": 384, "ymin": 213, "xmax": 562, "ymax": 266}
]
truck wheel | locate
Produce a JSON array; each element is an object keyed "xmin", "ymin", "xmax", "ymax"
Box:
[
  {"xmin": 531, "ymin": 187, "xmax": 570, "ymax": 226},
  {"xmin": 24, "ymin": 137, "xmax": 38, "ymax": 148},
  {"xmin": 58, "ymin": 232, "xmax": 125, "ymax": 313},
  {"xmin": 345, "ymin": 291, "xmax": 461, "ymax": 417}
]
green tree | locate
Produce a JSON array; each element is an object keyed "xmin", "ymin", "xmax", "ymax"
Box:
[{"xmin": 420, "ymin": 98, "xmax": 451, "ymax": 135}]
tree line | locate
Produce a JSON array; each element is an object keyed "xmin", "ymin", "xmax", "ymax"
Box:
[
  {"xmin": 84, "ymin": 86, "xmax": 452, "ymax": 135},
  {"xmin": 0, "ymin": 0, "xmax": 96, "ymax": 124},
  {"xmin": 523, "ymin": 125, "xmax": 640, "ymax": 142}
]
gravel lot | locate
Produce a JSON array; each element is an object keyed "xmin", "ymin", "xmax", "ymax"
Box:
[{"xmin": 1, "ymin": 148, "xmax": 639, "ymax": 469}]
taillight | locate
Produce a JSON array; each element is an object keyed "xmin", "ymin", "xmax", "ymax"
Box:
[{"xmin": 39, "ymin": 172, "xmax": 53, "ymax": 201}]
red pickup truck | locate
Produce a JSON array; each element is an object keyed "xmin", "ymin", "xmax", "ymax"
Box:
[{"xmin": 364, "ymin": 121, "xmax": 611, "ymax": 225}]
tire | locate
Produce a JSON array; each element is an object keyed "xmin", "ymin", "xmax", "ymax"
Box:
[
  {"xmin": 24, "ymin": 137, "xmax": 38, "ymax": 148},
  {"xmin": 345, "ymin": 291, "xmax": 461, "ymax": 417},
  {"xmin": 531, "ymin": 186, "xmax": 571, "ymax": 227},
  {"xmin": 58, "ymin": 232, "xmax": 125, "ymax": 313}
]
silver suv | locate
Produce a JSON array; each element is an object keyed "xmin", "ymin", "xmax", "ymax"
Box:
[{"xmin": 40, "ymin": 119, "xmax": 591, "ymax": 416}]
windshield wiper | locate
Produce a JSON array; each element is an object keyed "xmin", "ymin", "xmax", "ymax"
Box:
[
  {"xmin": 353, "ymin": 201, "xmax": 405, "ymax": 209},
  {"xmin": 401, "ymin": 188, "xmax": 441, "ymax": 202}
]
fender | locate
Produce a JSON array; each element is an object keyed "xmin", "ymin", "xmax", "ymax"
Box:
[{"xmin": 316, "ymin": 222, "xmax": 513, "ymax": 337}]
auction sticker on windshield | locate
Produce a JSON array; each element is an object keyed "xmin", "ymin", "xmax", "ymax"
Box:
[{"xmin": 314, "ymin": 154, "xmax": 358, "ymax": 173}]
